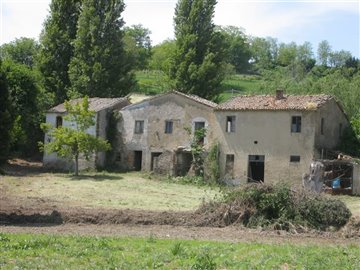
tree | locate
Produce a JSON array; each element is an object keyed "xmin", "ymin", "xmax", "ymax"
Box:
[
  {"xmin": 170, "ymin": 0, "xmax": 226, "ymax": 100},
  {"xmin": 149, "ymin": 39, "xmax": 176, "ymax": 72},
  {"xmin": 0, "ymin": 61, "xmax": 13, "ymax": 163},
  {"xmin": 41, "ymin": 97, "xmax": 110, "ymax": 176},
  {"xmin": 2, "ymin": 59, "xmax": 43, "ymax": 155},
  {"xmin": 217, "ymin": 26, "xmax": 251, "ymax": 73},
  {"xmin": 0, "ymin": 37, "xmax": 39, "ymax": 68},
  {"xmin": 69, "ymin": 0, "xmax": 135, "ymax": 98},
  {"xmin": 124, "ymin": 24, "xmax": 152, "ymax": 70},
  {"xmin": 328, "ymin": 50, "xmax": 352, "ymax": 68},
  {"xmin": 38, "ymin": 0, "xmax": 82, "ymax": 104},
  {"xmin": 249, "ymin": 37, "xmax": 278, "ymax": 70},
  {"xmin": 317, "ymin": 40, "xmax": 331, "ymax": 66}
]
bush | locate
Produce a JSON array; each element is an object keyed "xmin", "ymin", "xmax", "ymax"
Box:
[{"xmin": 199, "ymin": 183, "xmax": 352, "ymax": 231}]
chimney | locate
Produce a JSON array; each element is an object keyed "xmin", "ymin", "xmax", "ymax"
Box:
[{"xmin": 276, "ymin": 89, "xmax": 284, "ymax": 100}]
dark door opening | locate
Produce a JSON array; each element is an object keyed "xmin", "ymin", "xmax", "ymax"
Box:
[
  {"xmin": 134, "ymin": 151, "xmax": 142, "ymax": 171},
  {"xmin": 175, "ymin": 152, "xmax": 193, "ymax": 176},
  {"xmin": 248, "ymin": 155, "xmax": 265, "ymax": 182},
  {"xmin": 151, "ymin": 152, "xmax": 162, "ymax": 171}
]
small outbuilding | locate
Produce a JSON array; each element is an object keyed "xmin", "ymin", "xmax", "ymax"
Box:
[{"xmin": 43, "ymin": 97, "xmax": 130, "ymax": 171}]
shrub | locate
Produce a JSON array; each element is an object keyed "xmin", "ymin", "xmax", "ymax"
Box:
[{"xmin": 199, "ymin": 183, "xmax": 352, "ymax": 231}]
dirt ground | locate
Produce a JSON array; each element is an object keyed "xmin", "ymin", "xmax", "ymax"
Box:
[{"xmin": 1, "ymin": 159, "xmax": 359, "ymax": 245}]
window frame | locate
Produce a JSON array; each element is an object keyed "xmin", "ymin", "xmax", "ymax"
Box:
[
  {"xmin": 56, "ymin": 116, "xmax": 63, "ymax": 128},
  {"xmin": 290, "ymin": 155, "xmax": 301, "ymax": 163},
  {"xmin": 164, "ymin": 120, "xmax": 173, "ymax": 134},
  {"xmin": 134, "ymin": 120, "xmax": 144, "ymax": 134},
  {"xmin": 226, "ymin": 116, "xmax": 236, "ymax": 133},
  {"xmin": 291, "ymin": 116, "xmax": 301, "ymax": 133}
]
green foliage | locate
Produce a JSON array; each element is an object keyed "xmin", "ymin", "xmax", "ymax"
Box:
[
  {"xmin": 191, "ymin": 248, "xmax": 217, "ymax": 270},
  {"xmin": 38, "ymin": 0, "xmax": 81, "ymax": 104},
  {"xmin": 205, "ymin": 142, "xmax": 220, "ymax": 184},
  {"xmin": 217, "ymin": 25, "xmax": 251, "ymax": 73},
  {"xmin": 0, "ymin": 61, "xmax": 12, "ymax": 163},
  {"xmin": 187, "ymin": 127, "xmax": 207, "ymax": 177},
  {"xmin": 170, "ymin": 0, "xmax": 226, "ymax": 100},
  {"xmin": 40, "ymin": 97, "xmax": 111, "ymax": 175},
  {"xmin": 149, "ymin": 40, "xmax": 176, "ymax": 73},
  {"xmin": 69, "ymin": 0, "xmax": 135, "ymax": 98},
  {"xmin": 317, "ymin": 40, "xmax": 332, "ymax": 66},
  {"xmin": 219, "ymin": 183, "xmax": 351, "ymax": 230},
  {"xmin": 2, "ymin": 59, "xmax": 44, "ymax": 155},
  {"xmin": 0, "ymin": 37, "xmax": 39, "ymax": 68},
  {"xmin": 124, "ymin": 24, "xmax": 152, "ymax": 70}
]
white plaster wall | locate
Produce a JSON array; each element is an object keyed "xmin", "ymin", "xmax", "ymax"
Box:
[
  {"xmin": 215, "ymin": 110, "xmax": 316, "ymax": 185},
  {"xmin": 43, "ymin": 112, "xmax": 97, "ymax": 170}
]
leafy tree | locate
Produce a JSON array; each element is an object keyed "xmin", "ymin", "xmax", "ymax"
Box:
[
  {"xmin": 69, "ymin": 0, "xmax": 135, "ymax": 98},
  {"xmin": 2, "ymin": 59, "xmax": 43, "ymax": 155},
  {"xmin": 317, "ymin": 40, "xmax": 331, "ymax": 66},
  {"xmin": 328, "ymin": 50, "xmax": 352, "ymax": 68},
  {"xmin": 217, "ymin": 26, "xmax": 251, "ymax": 73},
  {"xmin": 0, "ymin": 61, "xmax": 13, "ymax": 163},
  {"xmin": 170, "ymin": 0, "xmax": 226, "ymax": 100},
  {"xmin": 38, "ymin": 0, "xmax": 82, "ymax": 104},
  {"xmin": 249, "ymin": 37, "xmax": 278, "ymax": 70},
  {"xmin": 124, "ymin": 24, "xmax": 152, "ymax": 70},
  {"xmin": 0, "ymin": 37, "xmax": 39, "ymax": 68},
  {"xmin": 40, "ymin": 97, "xmax": 110, "ymax": 175},
  {"xmin": 149, "ymin": 39, "xmax": 176, "ymax": 73}
]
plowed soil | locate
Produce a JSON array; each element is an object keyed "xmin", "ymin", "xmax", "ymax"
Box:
[{"xmin": 1, "ymin": 159, "xmax": 359, "ymax": 245}]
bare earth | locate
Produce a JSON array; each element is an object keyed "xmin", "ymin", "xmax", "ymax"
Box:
[{"xmin": 1, "ymin": 159, "xmax": 359, "ymax": 245}]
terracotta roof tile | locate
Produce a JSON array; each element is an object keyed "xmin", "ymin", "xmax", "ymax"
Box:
[
  {"xmin": 216, "ymin": 94, "xmax": 333, "ymax": 111},
  {"xmin": 48, "ymin": 97, "xmax": 129, "ymax": 113}
]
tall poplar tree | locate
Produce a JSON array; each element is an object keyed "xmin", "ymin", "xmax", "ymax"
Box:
[
  {"xmin": 38, "ymin": 0, "xmax": 81, "ymax": 104},
  {"xmin": 69, "ymin": 0, "xmax": 135, "ymax": 98},
  {"xmin": 170, "ymin": 0, "xmax": 225, "ymax": 100}
]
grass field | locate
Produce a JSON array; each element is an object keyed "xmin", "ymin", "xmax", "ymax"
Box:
[
  {"xmin": 134, "ymin": 70, "xmax": 264, "ymax": 101},
  {"xmin": 0, "ymin": 233, "xmax": 359, "ymax": 269},
  {"xmin": 1, "ymin": 172, "xmax": 218, "ymax": 211}
]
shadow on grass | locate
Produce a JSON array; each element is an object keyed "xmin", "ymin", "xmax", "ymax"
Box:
[
  {"xmin": 67, "ymin": 174, "xmax": 123, "ymax": 181},
  {"xmin": 0, "ymin": 210, "xmax": 63, "ymax": 226}
]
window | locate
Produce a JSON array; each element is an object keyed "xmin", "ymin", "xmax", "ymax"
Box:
[
  {"xmin": 225, "ymin": 154, "xmax": 235, "ymax": 176},
  {"xmin": 339, "ymin": 123, "xmax": 343, "ymax": 138},
  {"xmin": 226, "ymin": 116, "xmax": 236, "ymax": 132},
  {"xmin": 165, "ymin": 120, "xmax": 173, "ymax": 134},
  {"xmin": 291, "ymin": 116, "xmax": 301, "ymax": 133},
  {"xmin": 321, "ymin": 118, "xmax": 325, "ymax": 135},
  {"xmin": 56, "ymin": 116, "xmax": 63, "ymax": 128},
  {"xmin": 194, "ymin": 121, "xmax": 205, "ymax": 144},
  {"xmin": 290, "ymin": 155, "xmax": 301, "ymax": 162},
  {"xmin": 134, "ymin": 120, "xmax": 144, "ymax": 134}
]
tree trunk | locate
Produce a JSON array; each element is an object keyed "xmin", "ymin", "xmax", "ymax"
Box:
[{"xmin": 75, "ymin": 153, "xmax": 79, "ymax": 176}]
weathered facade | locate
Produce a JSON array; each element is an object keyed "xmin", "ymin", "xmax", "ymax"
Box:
[
  {"xmin": 215, "ymin": 91, "xmax": 350, "ymax": 186},
  {"xmin": 43, "ymin": 97, "xmax": 130, "ymax": 171},
  {"xmin": 117, "ymin": 91, "xmax": 218, "ymax": 175}
]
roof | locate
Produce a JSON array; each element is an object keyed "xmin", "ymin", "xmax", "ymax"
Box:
[
  {"xmin": 216, "ymin": 94, "xmax": 334, "ymax": 111},
  {"xmin": 122, "ymin": 90, "xmax": 217, "ymax": 110},
  {"xmin": 48, "ymin": 97, "xmax": 129, "ymax": 113},
  {"xmin": 171, "ymin": 90, "xmax": 217, "ymax": 108}
]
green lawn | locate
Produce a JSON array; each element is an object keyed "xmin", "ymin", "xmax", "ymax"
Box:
[
  {"xmin": 0, "ymin": 233, "xmax": 359, "ymax": 269},
  {"xmin": 1, "ymin": 172, "xmax": 218, "ymax": 211}
]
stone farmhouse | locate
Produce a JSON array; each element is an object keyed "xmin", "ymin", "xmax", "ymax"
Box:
[
  {"xmin": 43, "ymin": 97, "xmax": 130, "ymax": 170},
  {"xmin": 215, "ymin": 90, "xmax": 349, "ymax": 185},
  {"xmin": 43, "ymin": 90, "xmax": 353, "ymax": 189},
  {"xmin": 116, "ymin": 91, "xmax": 219, "ymax": 175}
]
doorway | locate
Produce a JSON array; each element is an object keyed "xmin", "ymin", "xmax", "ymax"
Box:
[
  {"xmin": 134, "ymin": 151, "xmax": 142, "ymax": 171},
  {"xmin": 151, "ymin": 152, "xmax": 162, "ymax": 171},
  {"xmin": 248, "ymin": 155, "xmax": 265, "ymax": 182}
]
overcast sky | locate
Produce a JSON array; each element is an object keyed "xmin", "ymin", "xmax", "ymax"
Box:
[{"xmin": 1, "ymin": 0, "xmax": 359, "ymax": 57}]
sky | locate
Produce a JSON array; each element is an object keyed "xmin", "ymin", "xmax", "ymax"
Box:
[{"xmin": 1, "ymin": 0, "xmax": 359, "ymax": 58}]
